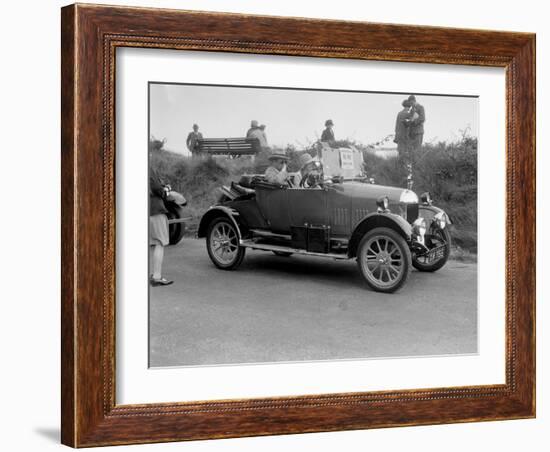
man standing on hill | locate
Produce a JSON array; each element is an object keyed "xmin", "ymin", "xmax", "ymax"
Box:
[
  {"xmin": 394, "ymin": 99, "xmax": 413, "ymax": 159},
  {"xmin": 394, "ymin": 99, "xmax": 413, "ymax": 185},
  {"xmin": 407, "ymin": 95, "xmax": 426, "ymax": 162},
  {"xmin": 186, "ymin": 124, "xmax": 203, "ymax": 157}
]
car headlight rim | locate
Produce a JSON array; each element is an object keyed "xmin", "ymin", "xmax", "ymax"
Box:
[
  {"xmin": 399, "ymin": 189, "xmax": 419, "ymax": 204},
  {"xmin": 376, "ymin": 195, "xmax": 390, "ymax": 212},
  {"xmin": 420, "ymin": 191, "xmax": 432, "ymax": 205}
]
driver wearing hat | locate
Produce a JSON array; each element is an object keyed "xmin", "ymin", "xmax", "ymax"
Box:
[{"xmin": 264, "ymin": 152, "xmax": 293, "ymax": 186}]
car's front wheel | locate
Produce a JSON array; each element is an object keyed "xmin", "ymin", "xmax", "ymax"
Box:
[
  {"xmin": 412, "ymin": 227, "xmax": 451, "ymax": 272},
  {"xmin": 206, "ymin": 217, "xmax": 246, "ymax": 270},
  {"xmin": 357, "ymin": 227, "xmax": 411, "ymax": 293}
]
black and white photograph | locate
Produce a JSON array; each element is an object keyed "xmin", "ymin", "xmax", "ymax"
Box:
[
  {"xmin": 4, "ymin": 0, "xmax": 543, "ymax": 449},
  {"xmin": 148, "ymin": 83, "xmax": 479, "ymax": 368}
]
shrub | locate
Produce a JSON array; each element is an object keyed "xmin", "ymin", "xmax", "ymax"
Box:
[
  {"xmin": 148, "ymin": 136, "xmax": 166, "ymax": 153},
  {"xmin": 150, "ymin": 152, "xmax": 257, "ymax": 232}
]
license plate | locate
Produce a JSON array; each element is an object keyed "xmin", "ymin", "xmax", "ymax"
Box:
[{"xmin": 427, "ymin": 245, "xmax": 446, "ymax": 260}]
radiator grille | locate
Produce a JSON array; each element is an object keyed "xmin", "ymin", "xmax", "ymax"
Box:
[{"xmin": 407, "ymin": 204, "xmax": 419, "ymax": 223}]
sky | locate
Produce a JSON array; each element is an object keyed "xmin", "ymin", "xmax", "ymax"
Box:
[{"xmin": 149, "ymin": 83, "xmax": 478, "ymax": 155}]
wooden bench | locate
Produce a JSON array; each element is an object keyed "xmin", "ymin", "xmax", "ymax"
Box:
[{"xmin": 196, "ymin": 137, "xmax": 261, "ymax": 156}]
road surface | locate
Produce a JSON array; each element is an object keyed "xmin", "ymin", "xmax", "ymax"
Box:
[{"xmin": 149, "ymin": 238, "xmax": 477, "ymax": 367}]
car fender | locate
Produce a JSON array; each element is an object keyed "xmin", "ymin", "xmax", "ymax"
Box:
[
  {"xmin": 348, "ymin": 212, "xmax": 412, "ymax": 258},
  {"xmin": 419, "ymin": 205, "xmax": 452, "ymax": 226},
  {"xmin": 197, "ymin": 206, "xmax": 243, "ymax": 240}
]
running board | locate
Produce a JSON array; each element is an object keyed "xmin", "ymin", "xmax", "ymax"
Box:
[
  {"xmin": 240, "ymin": 239, "xmax": 350, "ymax": 260},
  {"xmin": 249, "ymin": 229, "xmax": 349, "ymax": 247},
  {"xmin": 249, "ymin": 229, "xmax": 291, "ymax": 240}
]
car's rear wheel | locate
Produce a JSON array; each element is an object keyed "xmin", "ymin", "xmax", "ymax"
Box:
[
  {"xmin": 206, "ymin": 217, "xmax": 245, "ymax": 270},
  {"xmin": 166, "ymin": 205, "xmax": 186, "ymax": 245},
  {"xmin": 412, "ymin": 227, "xmax": 451, "ymax": 272},
  {"xmin": 357, "ymin": 227, "xmax": 411, "ymax": 293}
]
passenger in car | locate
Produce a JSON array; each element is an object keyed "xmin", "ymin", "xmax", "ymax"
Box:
[
  {"xmin": 297, "ymin": 153, "xmax": 324, "ymax": 188},
  {"xmin": 264, "ymin": 152, "xmax": 292, "ymax": 185}
]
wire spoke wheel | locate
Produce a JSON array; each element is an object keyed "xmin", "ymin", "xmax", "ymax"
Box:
[
  {"xmin": 364, "ymin": 237, "xmax": 403, "ymax": 285},
  {"xmin": 357, "ymin": 227, "xmax": 411, "ymax": 293},
  {"xmin": 206, "ymin": 217, "xmax": 245, "ymax": 270}
]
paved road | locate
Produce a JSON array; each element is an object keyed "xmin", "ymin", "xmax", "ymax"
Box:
[{"xmin": 149, "ymin": 238, "xmax": 477, "ymax": 367}]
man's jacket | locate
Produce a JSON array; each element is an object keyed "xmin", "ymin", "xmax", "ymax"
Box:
[
  {"xmin": 410, "ymin": 104, "xmax": 425, "ymax": 135},
  {"xmin": 394, "ymin": 109, "xmax": 412, "ymax": 144},
  {"xmin": 321, "ymin": 127, "xmax": 335, "ymax": 142}
]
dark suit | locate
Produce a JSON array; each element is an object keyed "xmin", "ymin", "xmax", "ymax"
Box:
[
  {"xmin": 394, "ymin": 108, "xmax": 412, "ymax": 155},
  {"xmin": 321, "ymin": 127, "xmax": 335, "ymax": 142},
  {"xmin": 409, "ymin": 103, "xmax": 425, "ymax": 150},
  {"xmin": 409, "ymin": 103, "xmax": 425, "ymax": 135}
]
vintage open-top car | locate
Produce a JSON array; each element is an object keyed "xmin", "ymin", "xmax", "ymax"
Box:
[{"xmin": 197, "ymin": 150, "xmax": 451, "ymax": 293}]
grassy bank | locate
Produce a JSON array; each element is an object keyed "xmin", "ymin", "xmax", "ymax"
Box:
[{"xmin": 150, "ymin": 136, "xmax": 477, "ymax": 257}]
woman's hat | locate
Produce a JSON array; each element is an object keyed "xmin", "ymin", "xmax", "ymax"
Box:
[
  {"xmin": 250, "ymin": 120, "xmax": 259, "ymax": 127},
  {"xmin": 298, "ymin": 153, "xmax": 314, "ymax": 168},
  {"xmin": 268, "ymin": 152, "xmax": 289, "ymax": 161},
  {"xmin": 325, "ymin": 119, "xmax": 334, "ymax": 126}
]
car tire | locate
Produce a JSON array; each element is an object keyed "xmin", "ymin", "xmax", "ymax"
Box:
[
  {"xmin": 272, "ymin": 251, "xmax": 293, "ymax": 257},
  {"xmin": 166, "ymin": 205, "xmax": 186, "ymax": 245},
  {"xmin": 206, "ymin": 217, "xmax": 246, "ymax": 270},
  {"xmin": 356, "ymin": 227, "xmax": 411, "ymax": 293},
  {"xmin": 412, "ymin": 227, "xmax": 451, "ymax": 272}
]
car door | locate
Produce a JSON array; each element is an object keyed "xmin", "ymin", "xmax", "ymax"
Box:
[
  {"xmin": 286, "ymin": 188, "xmax": 328, "ymax": 228},
  {"xmin": 255, "ymin": 187, "xmax": 291, "ymax": 233}
]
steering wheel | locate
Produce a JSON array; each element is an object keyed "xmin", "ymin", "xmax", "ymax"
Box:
[{"xmin": 300, "ymin": 171, "xmax": 322, "ymax": 188}]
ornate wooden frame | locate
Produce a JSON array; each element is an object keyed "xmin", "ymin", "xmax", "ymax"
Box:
[{"xmin": 61, "ymin": 3, "xmax": 535, "ymax": 447}]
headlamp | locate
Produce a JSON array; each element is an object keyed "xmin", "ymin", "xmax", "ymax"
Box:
[
  {"xmin": 420, "ymin": 192, "xmax": 432, "ymax": 205},
  {"xmin": 376, "ymin": 196, "xmax": 390, "ymax": 212},
  {"xmin": 399, "ymin": 190, "xmax": 419, "ymax": 204}
]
